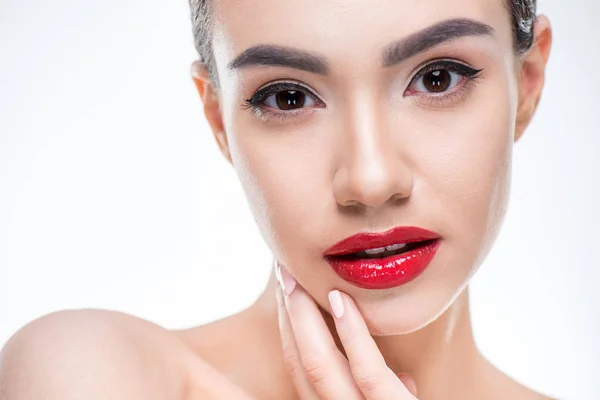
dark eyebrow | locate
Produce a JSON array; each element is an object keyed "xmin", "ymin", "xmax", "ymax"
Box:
[
  {"xmin": 227, "ymin": 18, "xmax": 494, "ymax": 75},
  {"xmin": 381, "ymin": 18, "xmax": 494, "ymax": 67},
  {"xmin": 227, "ymin": 44, "xmax": 330, "ymax": 75}
]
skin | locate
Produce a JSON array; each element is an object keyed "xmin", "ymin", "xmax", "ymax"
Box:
[{"xmin": 0, "ymin": 0, "xmax": 554, "ymax": 399}]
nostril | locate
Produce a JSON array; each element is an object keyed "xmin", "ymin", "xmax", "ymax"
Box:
[
  {"xmin": 391, "ymin": 192, "xmax": 410, "ymax": 203},
  {"xmin": 340, "ymin": 199, "xmax": 361, "ymax": 207}
]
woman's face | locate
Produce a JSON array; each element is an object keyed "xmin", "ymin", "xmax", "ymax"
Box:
[{"xmin": 208, "ymin": 0, "xmax": 520, "ymax": 334}]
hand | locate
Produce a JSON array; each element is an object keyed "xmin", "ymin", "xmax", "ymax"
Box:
[{"xmin": 275, "ymin": 261, "xmax": 419, "ymax": 400}]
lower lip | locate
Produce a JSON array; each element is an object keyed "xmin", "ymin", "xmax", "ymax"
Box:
[{"xmin": 325, "ymin": 239, "xmax": 441, "ymax": 289}]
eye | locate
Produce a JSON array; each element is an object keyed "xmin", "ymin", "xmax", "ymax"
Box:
[
  {"xmin": 263, "ymin": 88, "xmax": 317, "ymax": 110},
  {"xmin": 415, "ymin": 69, "xmax": 457, "ymax": 93},
  {"xmin": 406, "ymin": 60, "xmax": 482, "ymax": 96},
  {"xmin": 242, "ymin": 80, "xmax": 324, "ymax": 123}
]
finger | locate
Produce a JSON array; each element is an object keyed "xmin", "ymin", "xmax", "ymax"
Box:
[
  {"xmin": 275, "ymin": 281, "xmax": 320, "ymax": 400},
  {"xmin": 328, "ymin": 290, "xmax": 417, "ymax": 399},
  {"xmin": 277, "ymin": 263, "xmax": 363, "ymax": 400}
]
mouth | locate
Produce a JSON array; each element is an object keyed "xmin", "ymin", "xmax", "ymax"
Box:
[{"xmin": 323, "ymin": 226, "xmax": 442, "ymax": 290}]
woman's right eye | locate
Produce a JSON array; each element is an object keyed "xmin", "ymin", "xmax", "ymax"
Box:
[
  {"xmin": 262, "ymin": 88, "xmax": 318, "ymax": 111},
  {"xmin": 242, "ymin": 81, "xmax": 323, "ymax": 123}
]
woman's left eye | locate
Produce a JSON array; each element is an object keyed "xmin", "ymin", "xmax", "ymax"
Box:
[{"xmin": 406, "ymin": 60, "xmax": 482, "ymax": 96}]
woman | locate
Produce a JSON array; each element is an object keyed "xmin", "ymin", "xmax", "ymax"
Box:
[{"xmin": 0, "ymin": 0, "xmax": 554, "ymax": 399}]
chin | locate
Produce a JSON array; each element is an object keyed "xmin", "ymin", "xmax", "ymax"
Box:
[{"xmin": 356, "ymin": 281, "xmax": 469, "ymax": 336}]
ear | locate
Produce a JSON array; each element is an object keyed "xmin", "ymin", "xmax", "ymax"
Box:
[
  {"xmin": 190, "ymin": 61, "xmax": 232, "ymax": 164},
  {"xmin": 514, "ymin": 15, "xmax": 552, "ymax": 142}
]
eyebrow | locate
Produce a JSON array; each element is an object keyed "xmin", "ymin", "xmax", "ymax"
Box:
[{"xmin": 226, "ymin": 18, "xmax": 494, "ymax": 75}]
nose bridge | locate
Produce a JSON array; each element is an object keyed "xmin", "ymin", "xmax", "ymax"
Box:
[{"xmin": 333, "ymin": 89, "xmax": 413, "ymax": 208}]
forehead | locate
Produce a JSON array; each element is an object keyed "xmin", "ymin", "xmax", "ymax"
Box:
[{"xmin": 211, "ymin": 0, "xmax": 512, "ymax": 72}]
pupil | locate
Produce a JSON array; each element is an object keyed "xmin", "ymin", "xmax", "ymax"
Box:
[
  {"xmin": 276, "ymin": 90, "xmax": 306, "ymax": 110},
  {"xmin": 424, "ymin": 70, "xmax": 451, "ymax": 93}
]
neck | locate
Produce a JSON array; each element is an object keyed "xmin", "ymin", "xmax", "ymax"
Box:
[
  {"xmin": 373, "ymin": 286, "xmax": 484, "ymax": 399},
  {"xmin": 251, "ymin": 264, "xmax": 490, "ymax": 400}
]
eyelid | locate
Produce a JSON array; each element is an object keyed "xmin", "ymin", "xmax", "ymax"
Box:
[{"xmin": 241, "ymin": 79, "xmax": 325, "ymax": 124}]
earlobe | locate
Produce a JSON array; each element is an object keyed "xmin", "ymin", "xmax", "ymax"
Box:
[
  {"xmin": 214, "ymin": 130, "xmax": 232, "ymax": 163},
  {"xmin": 514, "ymin": 98, "xmax": 534, "ymax": 142},
  {"xmin": 190, "ymin": 61, "xmax": 233, "ymax": 164},
  {"xmin": 514, "ymin": 15, "xmax": 553, "ymax": 142}
]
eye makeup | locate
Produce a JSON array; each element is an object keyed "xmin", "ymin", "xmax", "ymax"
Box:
[
  {"xmin": 240, "ymin": 59, "xmax": 484, "ymax": 123},
  {"xmin": 404, "ymin": 59, "xmax": 483, "ymax": 107},
  {"xmin": 241, "ymin": 80, "xmax": 325, "ymax": 124}
]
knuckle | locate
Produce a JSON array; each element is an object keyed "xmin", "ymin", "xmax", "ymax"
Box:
[
  {"xmin": 353, "ymin": 368, "xmax": 381, "ymax": 395},
  {"xmin": 282, "ymin": 351, "xmax": 302, "ymax": 375},
  {"xmin": 301, "ymin": 354, "xmax": 329, "ymax": 387}
]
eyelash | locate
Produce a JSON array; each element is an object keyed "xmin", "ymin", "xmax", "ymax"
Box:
[
  {"xmin": 241, "ymin": 80, "xmax": 322, "ymax": 124},
  {"xmin": 241, "ymin": 59, "xmax": 483, "ymax": 123}
]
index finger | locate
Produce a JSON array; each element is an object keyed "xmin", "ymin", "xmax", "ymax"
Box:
[{"xmin": 328, "ymin": 290, "xmax": 418, "ymax": 399}]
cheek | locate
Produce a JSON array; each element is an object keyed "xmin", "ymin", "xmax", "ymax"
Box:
[
  {"xmin": 224, "ymin": 115, "xmax": 334, "ymax": 259},
  {"xmin": 415, "ymin": 93, "xmax": 514, "ymax": 263}
]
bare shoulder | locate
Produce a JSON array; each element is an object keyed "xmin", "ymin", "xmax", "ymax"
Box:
[{"xmin": 0, "ymin": 309, "xmax": 191, "ymax": 400}]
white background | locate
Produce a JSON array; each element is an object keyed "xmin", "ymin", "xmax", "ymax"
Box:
[{"xmin": 1, "ymin": 0, "xmax": 598, "ymax": 398}]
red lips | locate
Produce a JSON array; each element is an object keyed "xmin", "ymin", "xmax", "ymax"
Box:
[{"xmin": 323, "ymin": 226, "xmax": 442, "ymax": 290}]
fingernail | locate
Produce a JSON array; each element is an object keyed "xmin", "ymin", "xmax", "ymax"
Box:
[
  {"xmin": 328, "ymin": 290, "xmax": 344, "ymax": 319},
  {"xmin": 276, "ymin": 262, "xmax": 296, "ymax": 296}
]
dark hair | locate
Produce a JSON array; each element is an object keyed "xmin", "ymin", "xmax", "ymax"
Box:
[{"xmin": 188, "ymin": 0, "xmax": 537, "ymax": 88}]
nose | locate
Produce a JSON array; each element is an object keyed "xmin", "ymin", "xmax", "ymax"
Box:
[{"xmin": 332, "ymin": 104, "xmax": 413, "ymax": 209}]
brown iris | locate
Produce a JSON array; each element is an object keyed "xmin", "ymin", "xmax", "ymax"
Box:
[
  {"xmin": 275, "ymin": 90, "xmax": 306, "ymax": 110},
  {"xmin": 423, "ymin": 70, "xmax": 452, "ymax": 93}
]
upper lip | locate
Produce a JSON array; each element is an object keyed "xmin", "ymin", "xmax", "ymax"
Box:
[{"xmin": 323, "ymin": 226, "xmax": 442, "ymax": 256}]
